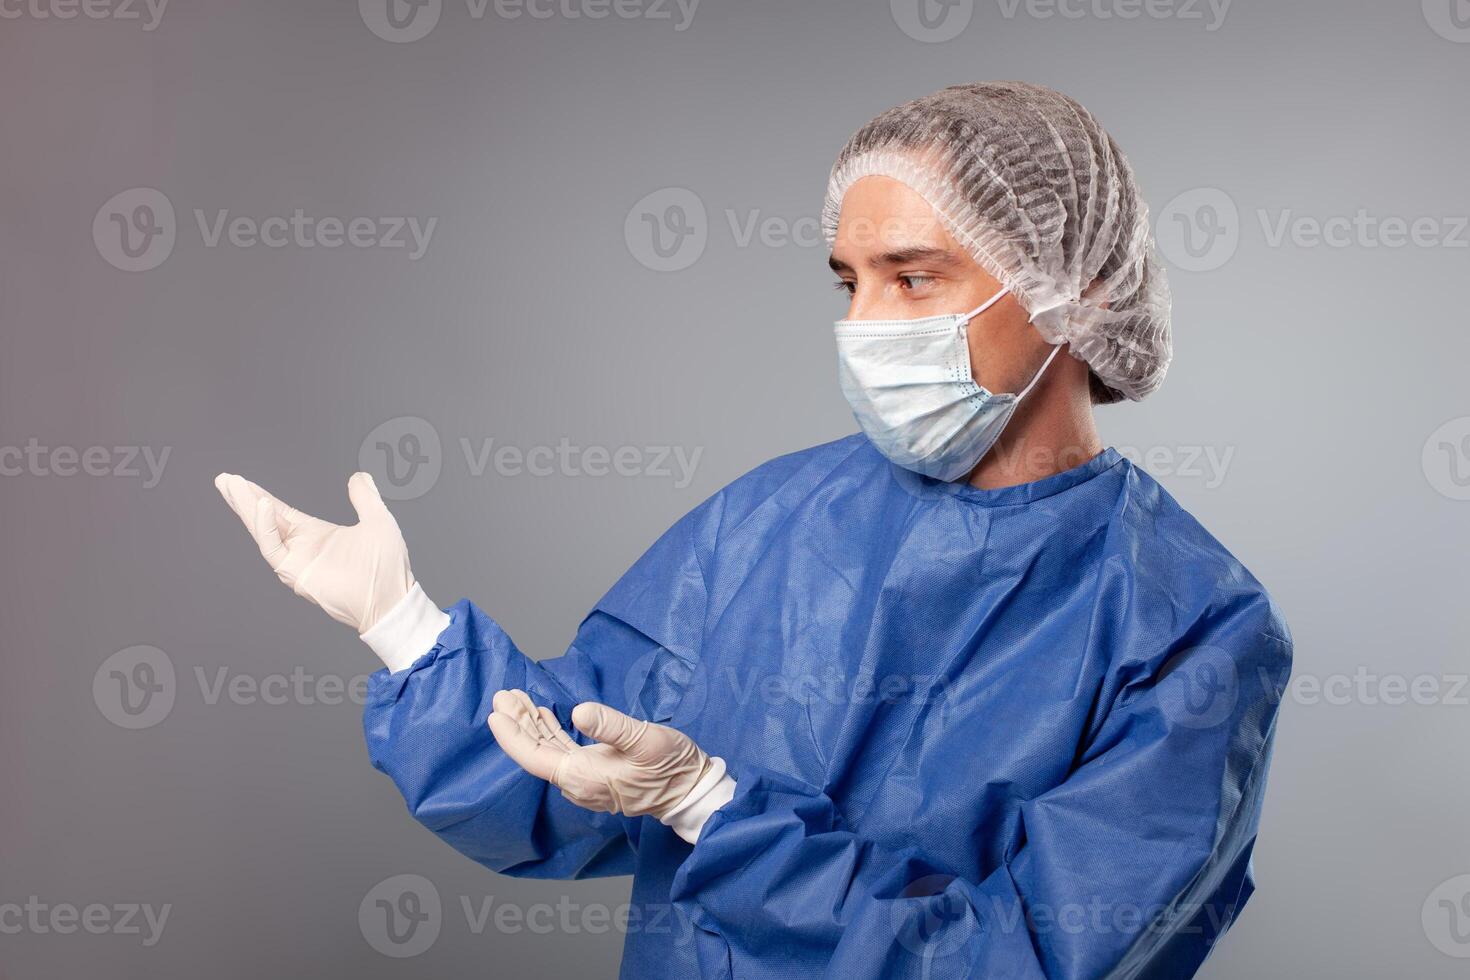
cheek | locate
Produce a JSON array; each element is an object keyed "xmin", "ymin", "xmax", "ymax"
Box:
[
  {"xmin": 965, "ymin": 321, "xmax": 1034, "ymax": 392},
  {"xmin": 964, "ymin": 327, "xmax": 1006, "ymax": 390}
]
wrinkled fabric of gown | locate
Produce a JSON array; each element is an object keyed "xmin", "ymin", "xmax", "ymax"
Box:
[{"xmin": 364, "ymin": 437, "xmax": 1292, "ymax": 979}]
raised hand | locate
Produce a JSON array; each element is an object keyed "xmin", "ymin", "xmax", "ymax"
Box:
[{"xmin": 215, "ymin": 471, "xmax": 414, "ymax": 633}]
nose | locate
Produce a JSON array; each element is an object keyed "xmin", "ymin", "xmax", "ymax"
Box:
[{"xmin": 842, "ymin": 284, "xmax": 884, "ymax": 322}]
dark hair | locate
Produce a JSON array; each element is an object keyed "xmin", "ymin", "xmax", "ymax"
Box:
[{"xmin": 1090, "ymin": 370, "xmax": 1125, "ymax": 405}]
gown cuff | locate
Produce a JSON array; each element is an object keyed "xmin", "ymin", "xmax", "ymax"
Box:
[
  {"xmin": 359, "ymin": 582, "xmax": 452, "ymax": 673},
  {"xmin": 660, "ymin": 757, "xmax": 737, "ymax": 845}
]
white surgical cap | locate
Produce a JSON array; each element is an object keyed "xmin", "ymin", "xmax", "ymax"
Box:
[{"xmin": 822, "ymin": 81, "xmax": 1172, "ymax": 402}]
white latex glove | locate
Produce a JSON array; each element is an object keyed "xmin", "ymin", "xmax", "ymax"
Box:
[
  {"xmin": 487, "ymin": 690, "xmax": 735, "ymax": 843},
  {"xmin": 215, "ymin": 471, "xmax": 414, "ymax": 634}
]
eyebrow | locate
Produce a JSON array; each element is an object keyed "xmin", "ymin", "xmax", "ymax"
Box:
[{"xmin": 827, "ymin": 246, "xmax": 964, "ymax": 275}]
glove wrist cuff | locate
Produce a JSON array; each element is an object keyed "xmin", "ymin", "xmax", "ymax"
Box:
[
  {"xmin": 359, "ymin": 582, "xmax": 450, "ymax": 672},
  {"xmin": 659, "ymin": 756, "xmax": 736, "ymax": 845}
]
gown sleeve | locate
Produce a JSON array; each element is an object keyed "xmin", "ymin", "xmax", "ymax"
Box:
[
  {"xmin": 668, "ymin": 589, "xmax": 1293, "ymax": 980},
  {"xmin": 361, "ymin": 491, "xmax": 720, "ymax": 881}
]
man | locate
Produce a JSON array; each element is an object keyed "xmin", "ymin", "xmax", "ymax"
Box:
[{"xmin": 217, "ymin": 82, "xmax": 1290, "ymax": 978}]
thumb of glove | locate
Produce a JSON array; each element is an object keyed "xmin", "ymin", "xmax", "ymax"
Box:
[
  {"xmin": 571, "ymin": 702, "xmax": 652, "ymax": 757},
  {"xmin": 347, "ymin": 471, "xmax": 391, "ymax": 524}
]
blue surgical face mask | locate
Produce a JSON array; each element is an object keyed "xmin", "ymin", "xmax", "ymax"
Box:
[{"xmin": 834, "ymin": 287, "xmax": 1062, "ymax": 482}]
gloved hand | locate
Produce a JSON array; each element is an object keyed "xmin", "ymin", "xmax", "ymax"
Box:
[
  {"xmin": 488, "ymin": 690, "xmax": 733, "ymax": 842},
  {"xmin": 215, "ymin": 471, "xmax": 414, "ymax": 634}
]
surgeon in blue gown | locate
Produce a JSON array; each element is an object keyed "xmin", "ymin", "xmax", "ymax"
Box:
[{"xmin": 217, "ymin": 82, "xmax": 1291, "ymax": 979}]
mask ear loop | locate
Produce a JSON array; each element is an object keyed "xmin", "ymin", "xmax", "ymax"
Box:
[
  {"xmin": 961, "ymin": 287, "xmax": 1064, "ymax": 401},
  {"xmin": 960, "ymin": 287, "xmax": 1011, "ymax": 323},
  {"xmin": 1017, "ymin": 344, "xmax": 1064, "ymax": 400}
]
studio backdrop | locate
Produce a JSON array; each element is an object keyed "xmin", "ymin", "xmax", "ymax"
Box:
[{"xmin": 2, "ymin": 0, "xmax": 1468, "ymax": 976}]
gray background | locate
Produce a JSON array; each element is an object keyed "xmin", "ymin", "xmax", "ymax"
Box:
[{"xmin": 3, "ymin": 0, "xmax": 1468, "ymax": 976}]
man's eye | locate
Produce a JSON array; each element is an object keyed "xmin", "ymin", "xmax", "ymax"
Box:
[
  {"xmin": 833, "ymin": 280, "xmax": 856, "ymax": 295},
  {"xmin": 899, "ymin": 275, "xmax": 934, "ymax": 290}
]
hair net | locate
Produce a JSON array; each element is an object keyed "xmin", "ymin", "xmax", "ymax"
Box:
[{"xmin": 821, "ymin": 81, "xmax": 1172, "ymax": 402}]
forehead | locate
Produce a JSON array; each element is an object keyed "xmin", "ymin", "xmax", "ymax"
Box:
[{"xmin": 831, "ymin": 175, "xmax": 960, "ymax": 255}]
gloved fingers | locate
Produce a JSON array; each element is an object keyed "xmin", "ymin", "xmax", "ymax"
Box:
[
  {"xmin": 489, "ymin": 689, "xmax": 577, "ymax": 755},
  {"xmin": 510, "ymin": 689, "xmax": 545, "ymax": 728},
  {"xmin": 240, "ymin": 479, "xmax": 322, "ymax": 536},
  {"xmin": 524, "ymin": 698, "xmax": 567, "ymax": 744},
  {"xmin": 242, "ymin": 476, "xmax": 330, "ymax": 536},
  {"xmin": 571, "ymin": 702, "xmax": 650, "ymax": 757},
  {"xmin": 504, "ymin": 690, "xmax": 555, "ymax": 740},
  {"xmin": 215, "ymin": 473, "xmax": 263, "ymax": 526},
  {"xmin": 488, "ymin": 709, "xmax": 570, "ymax": 784},
  {"xmin": 515, "ymin": 692, "xmax": 559, "ymax": 745},
  {"xmin": 488, "ymin": 689, "xmax": 543, "ymax": 743},
  {"xmin": 539, "ymin": 706, "xmax": 579, "ymax": 751},
  {"xmin": 519, "ymin": 698, "xmax": 581, "ymax": 753},
  {"xmin": 216, "ymin": 473, "xmax": 324, "ymax": 537},
  {"xmin": 346, "ymin": 471, "xmax": 394, "ymax": 526},
  {"xmin": 491, "ymin": 688, "xmax": 539, "ymax": 722},
  {"xmin": 251, "ymin": 496, "xmax": 289, "ymax": 571}
]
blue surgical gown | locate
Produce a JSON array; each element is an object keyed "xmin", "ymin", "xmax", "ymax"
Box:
[{"xmin": 363, "ymin": 437, "xmax": 1292, "ymax": 979}]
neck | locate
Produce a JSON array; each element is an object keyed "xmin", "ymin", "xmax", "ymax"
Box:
[{"xmin": 967, "ymin": 359, "xmax": 1103, "ymax": 490}]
